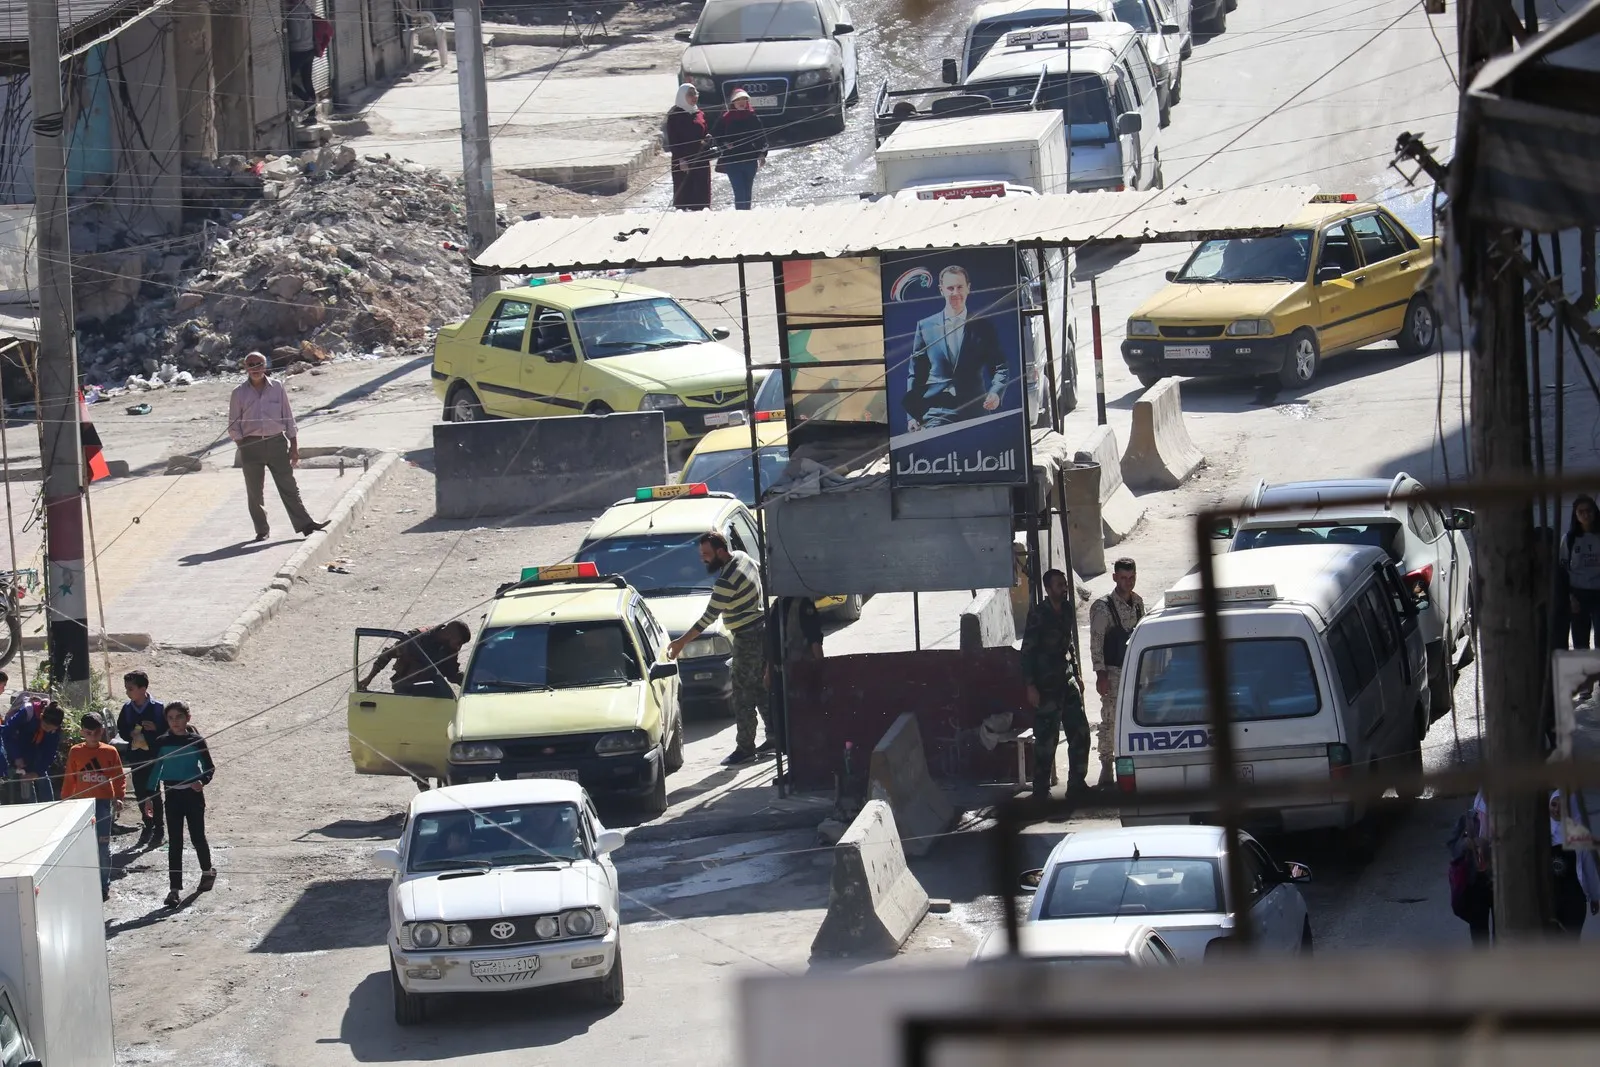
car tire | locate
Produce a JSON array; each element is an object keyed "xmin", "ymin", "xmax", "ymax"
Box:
[
  {"xmin": 664, "ymin": 716, "xmax": 685, "ymax": 774},
  {"xmin": 642, "ymin": 759, "xmax": 669, "ymax": 817},
  {"xmin": 1455, "ymin": 586, "xmax": 1477, "ymax": 670},
  {"xmin": 1395, "ymin": 294, "xmax": 1438, "ymax": 356},
  {"xmin": 447, "ymin": 384, "xmax": 485, "ymax": 423},
  {"xmin": 1398, "ymin": 708, "xmax": 1426, "ymax": 790},
  {"xmin": 1279, "ymin": 330, "xmax": 1319, "ymax": 388},
  {"xmin": 846, "ymin": 79, "xmax": 859, "ymax": 107},
  {"xmin": 1170, "ymin": 70, "xmax": 1182, "ymax": 105},
  {"xmin": 822, "ymin": 89, "xmax": 847, "ymax": 136},
  {"xmin": 391, "ymin": 960, "xmax": 427, "ymax": 1026},
  {"xmin": 1207, "ymin": 2, "xmax": 1226, "ymax": 33},
  {"xmin": 1137, "ymin": 373, "xmax": 1162, "ymax": 390},
  {"xmin": 1428, "ymin": 640, "xmax": 1455, "ymax": 718},
  {"xmin": 595, "ymin": 941, "xmax": 625, "ymax": 1006},
  {"xmin": 1300, "ymin": 920, "xmax": 1314, "ymax": 956},
  {"xmin": 1181, "ymin": 36, "xmax": 1192, "ymax": 59},
  {"xmin": 587, "ymin": 401, "xmax": 613, "ymax": 415},
  {"xmin": 1159, "ymin": 88, "xmax": 1172, "ymax": 128},
  {"xmin": 1150, "ymin": 151, "xmax": 1164, "ymax": 190},
  {"xmin": 829, "ymin": 593, "xmax": 864, "ymax": 622}
]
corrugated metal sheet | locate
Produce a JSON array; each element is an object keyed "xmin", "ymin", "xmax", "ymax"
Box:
[{"xmin": 475, "ymin": 185, "xmax": 1321, "ymax": 274}]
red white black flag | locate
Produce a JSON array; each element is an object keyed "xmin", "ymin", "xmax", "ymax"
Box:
[{"xmin": 80, "ymin": 393, "xmax": 109, "ymax": 482}]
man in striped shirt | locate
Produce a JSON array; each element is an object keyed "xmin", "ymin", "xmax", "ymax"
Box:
[{"xmin": 668, "ymin": 530, "xmax": 771, "ymax": 765}]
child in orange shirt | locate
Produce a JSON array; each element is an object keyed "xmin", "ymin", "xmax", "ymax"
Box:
[{"xmin": 62, "ymin": 711, "xmax": 126, "ymax": 901}]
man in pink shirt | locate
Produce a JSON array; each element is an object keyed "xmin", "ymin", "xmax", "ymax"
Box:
[{"xmin": 227, "ymin": 352, "xmax": 329, "ymax": 541}]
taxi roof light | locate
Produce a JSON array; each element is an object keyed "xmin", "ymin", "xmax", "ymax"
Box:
[
  {"xmin": 753, "ymin": 409, "xmax": 785, "ymax": 423},
  {"xmin": 1163, "ymin": 584, "xmax": 1278, "ymax": 608},
  {"xmin": 523, "ymin": 272, "xmax": 576, "ymax": 287},
  {"xmin": 520, "ymin": 561, "xmax": 599, "ymax": 582},
  {"xmin": 1310, "ymin": 193, "xmax": 1359, "ymax": 204},
  {"xmin": 635, "ymin": 483, "xmax": 709, "ymax": 502}
]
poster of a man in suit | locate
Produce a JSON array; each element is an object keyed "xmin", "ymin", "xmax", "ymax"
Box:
[{"xmin": 883, "ymin": 247, "xmax": 1026, "ymax": 487}]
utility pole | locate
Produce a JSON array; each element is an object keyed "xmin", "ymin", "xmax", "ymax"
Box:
[
  {"xmin": 454, "ymin": 0, "xmax": 500, "ymax": 304},
  {"xmin": 29, "ymin": 0, "xmax": 90, "ymax": 703},
  {"xmin": 1456, "ymin": 0, "xmax": 1548, "ymax": 938}
]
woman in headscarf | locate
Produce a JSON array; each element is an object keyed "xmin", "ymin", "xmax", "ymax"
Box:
[
  {"xmin": 710, "ymin": 88, "xmax": 769, "ymax": 211},
  {"xmin": 665, "ymin": 83, "xmax": 714, "ymax": 211}
]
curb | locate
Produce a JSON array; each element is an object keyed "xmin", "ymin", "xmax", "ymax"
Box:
[{"xmin": 179, "ymin": 450, "xmax": 403, "ymax": 661}]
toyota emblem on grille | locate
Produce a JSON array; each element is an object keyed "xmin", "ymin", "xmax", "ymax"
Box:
[{"xmin": 491, "ymin": 922, "xmax": 516, "ymax": 940}]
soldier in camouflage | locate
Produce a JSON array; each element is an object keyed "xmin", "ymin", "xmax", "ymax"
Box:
[{"xmin": 1020, "ymin": 568, "xmax": 1088, "ymax": 800}]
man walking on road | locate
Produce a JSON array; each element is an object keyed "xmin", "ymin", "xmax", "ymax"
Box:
[
  {"xmin": 1090, "ymin": 557, "xmax": 1144, "ymax": 790},
  {"xmin": 667, "ymin": 531, "xmax": 771, "ymax": 766},
  {"xmin": 1020, "ymin": 568, "xmax": 1087, "ymax": 801},
  {"xmin": 228, "ymin": 352, "xmax": 328, "ymax": 542}
]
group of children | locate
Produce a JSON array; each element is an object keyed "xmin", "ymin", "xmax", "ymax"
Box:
[{"xmin": 1, "ymin": 669, "xmax": 217, "ymax": 905}]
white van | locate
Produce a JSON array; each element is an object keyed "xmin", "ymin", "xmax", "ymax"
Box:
[
  {"xmin": 1115, "ymin": 544, "xmax": 1430, "ymax": 833},
  {"xmin": 962, "ymin": 23, "xmax": 1165, "ymax": 191}
]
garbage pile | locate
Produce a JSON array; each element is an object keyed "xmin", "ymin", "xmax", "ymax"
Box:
[{"xmin": 78, "ymin": 147, "xmax": 476, "ymax": 383}]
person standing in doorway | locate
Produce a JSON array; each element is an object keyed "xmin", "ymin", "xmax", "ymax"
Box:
[
  {"xmin": 667, "ymin": 531, "xmax": 770, "ymax": 765},
  {"xmin": 765, "ymin": 595, "xmax": 823, "ymax": 758},
  {"xmin": 149, "ymin": 702, "xmax": 217, "ymax": 908},
  {"xmin": 1090, "ymin": 558, "xmax": 1144, "ymax": 790},
  {"xmin": 285, "ymin": 0, "xmax": 318, "ymax": 126},
  {"xmin": 62, "ymin": 712, "xmax": 126, "ymax": 901},
  {"xmin": 1562, "ymin": 495, "xmax": 1600, "ymax": 649},
  {"xmin": 1020, "ymin": 568, "xmax": 1087, "ymax": 802},
  {"xmin": 228, "ymin": 352, "xmax": 329, "ymax": 542},
  {"xmin": 117, "ymin": 671, "xmax": 167, "ymax": 848},
  {"xmin": 711, "ymin": 89, "xmax": 768, "ymax": 210},
  {"xmin": 665, "ymin": 84, "xmax": 715, "ymax": 211}
]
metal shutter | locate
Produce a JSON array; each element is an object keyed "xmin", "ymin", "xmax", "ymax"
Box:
[{"xmin": 312, "ymin": 0, "xmax": 333, "ymax": 99}]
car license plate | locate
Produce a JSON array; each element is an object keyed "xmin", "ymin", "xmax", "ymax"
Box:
[
  {"xmin": 694, "ymin": 671, "xmax": 713, "ymax": 681},
  {"xmin": 470, "ymin": 956, "xmax": 540, "ymax": 977},
  {"xmin": 1165, "ymin": 344, "xmax": 1211, "ymax": 360},
  {"xmin": 518, "ymin": 770, "xmax": 580, "ymax": 782},
  {"xmin": 749, "ymin": 95, "xmax": 779, "ymax": 108}
]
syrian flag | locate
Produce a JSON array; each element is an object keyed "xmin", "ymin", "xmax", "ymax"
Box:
[{"xmin": 80, "ymin": 392, "xmax": 109, "ymax": 482}]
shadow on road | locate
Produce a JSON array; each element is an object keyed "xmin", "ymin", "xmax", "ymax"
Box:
[
  {"xmin": 178, "ymin": 539, "xmax": 295, "ymax": 566},
  {"xmin": 303, "ymin": 813, "xmax": 406, "ymax": 842},
  {"xmin": 253, "ymin": 878, "xmax": 391, "ymax": 953}
]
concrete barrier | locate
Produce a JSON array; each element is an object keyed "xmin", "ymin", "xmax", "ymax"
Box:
[
  {"xmin": 1075, "ymin": 425, "xmax": 1145, "ymax": 544},
  {"xmin": 810, "ymin": 799, "xmax": 931, "ymax": 958},
  {"xmin": 1121, "ymin": 377, "xmax": 1205, "ymax": 491},
  {"xmin": 868, "ymin": 713, "xmax": 957, "ymax": 857},
  {"xmin": 960, "ymin": 588, "xmax": 1016, "ymax": 653},
  {"xmin": 433, "ymin": 411, "xmax": 667, "ymax": 519},
  {"xmin": 1060, "ymin": 460, "xmax": 1107, "ymax": 579}
]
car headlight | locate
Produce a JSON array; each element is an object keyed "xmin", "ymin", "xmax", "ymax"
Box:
[
  {"xmin": 563, "ymin": 908, "xmax": 597, "ymax": 936},
  {"xmin": 1226, "ymin": 319, "xmax": 1274, "ymax": 336},
  {"xmin": 595, "ymin": 729, "xmax": 650, "ymax": 756},
  {"xmin": 682, "ymin": 72, "xmax": 715, "ymax": 93},
  {"xmin": 450, "ymin": 741, "xmax": 503, "ymax": 764},
  {"xmin": 683, "ymin": 634, "xmax": 732, "ymax": 659},
  {"xmin": 794, "ymin": 69, "xmax": 831, "ymax": 88},
  {"xmin": 638, "ymin": 392, "xmax": 679, "ymax": 412},
  {"xmin": 1127, "ymin": 319, "xmax": 1158, "ymax": 337},
  {"xmin": 447, "ymin": 924, "xmax": 473, "ymax": 947},
  {"xmin": 408, "ymin": 922, "xmax": 443, "ymax": 949},
  {"xmin": 534, "ymin": 915, "xmax": 561, "ymax": 939}
]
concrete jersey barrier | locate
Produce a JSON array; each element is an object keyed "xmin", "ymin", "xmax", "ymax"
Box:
[
  {"xmin": 1074, "ymin": 425, "xmax": 1145, "ymax": 544},
  {"xmin": 433, "ymin": 411, "xmax": 667, "ymax": 519},
  {"xmin": 959, "ymin": 588, "xmax": 1017, "ymax": 653},
  {"xmin": 810, "ymin": 799, "xmax": 931, "ymax": 958},
  {"xmin": 1121, "ymin": 377, "xmax": 1206, "ymax": 491},
  {"xmin": 1060, "ymin": 460, "xmax": 1107, "ymax": 579},
  {"xmin": 867, "ymin": 713, "xmax": 957, "ymax": 856}
]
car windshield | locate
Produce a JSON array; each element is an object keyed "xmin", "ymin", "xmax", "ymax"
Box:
[
  {"xmin": 1111, "ymin": 0, "xmax": 1156, "ymax": 32},
  {"xmin": 696, "ymin": 0, "xmax": 824, "ymax": 43},
  {"xmin": 576, "ymin": 535, "xmax": 715, "ymax": 597},
  {"xmin": 1175, "ymin": 232, "xmax": 1315, "ymax": 283},
  {"xmin": 968, "ymin": 73, "xmax": 1112, "ymax": 142},
  {"xmin": 571, "ymin": 298, "xmax": 712, "ymax": 358},
  {"xmin": 682, "ymin": 446, "xmax": 790, "ymax": 505},
  {"xmin": 1042, "ymin": 857, "xmax": 1222, "ymax": 918},
  {"xmin": 966, "ymin": 10, "xmax": 1096, "ymax": 72},
  {"xmin": 1233, "ymin": 520, "xmax": 1402, "ymax": 559},
  {"xmin": 408, "ymin": 802, "xmax": 588, "ymax": 871},
  {"xmin": 1133, "ymin": 638, "xmax": 1322, "ymax": 725},
  {"xmin": 463, "ymin": 621, "xmax": 640, "ymax": 693}
]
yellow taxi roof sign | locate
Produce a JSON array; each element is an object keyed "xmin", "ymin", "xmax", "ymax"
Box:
[
  {"xmin": 520, "ymin": 562, "xmax": 599, "ymax": 582},
  {"xmin": 1310, "ymin": 193, "xmax": 1359, "ymax": 204},
  {"xmin": 635, "ymin": 483, "xmax": 709, "ymax": 502}
]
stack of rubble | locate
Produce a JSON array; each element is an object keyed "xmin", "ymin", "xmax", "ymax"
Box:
[{"xmin": 79, "ymin": 147, "xmax": 476, "ymax": 384}]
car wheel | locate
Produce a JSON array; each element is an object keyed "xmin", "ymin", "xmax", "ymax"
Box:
[
  {"xmin": 447, "ymin": 384, "xmax": 485, "ymax": 423},
  {"xmin": 641, "ymin": 760, "xmax": 669, "ymax": 817},
  {"xmin": 1279, "ymin": 330, "xmax": 1319, "ymax": 388},
  {"xmin": 391, "ymin": 960, "xmax": 427, "ymax": 1026},
  {"xmin": 1170, "ymin": 70, "xmax": 1182, "ymax": 105},
  {"xmin": 1137, "ymin": 373, "xmax": 1162, "ymax": 390},
  {"xmin": 1455, "ymin": 586, "xmax": 1477, "ymax": 670},
  {"xmin": 1149, "ymin": 151, "xmax": 1164, "ymax": 190},
  {"xmin": 822, "ymin": 90, "xmax": 847, "ymax": 136},
  {"xmin": 1226, "ymin": 0, "xmax": 1237, "ymax": 10},
  {"xmin": 1181, "ymin": 35, "xmax": 1192, "ymax": 59},
  {"xmin": 846, "ymin": 79, "xmax": 859, "ymax": 106},
  {"xmin": 664, "ymin": 716, "xmax": 685, "ymax": 774},
  {"xmin": 1428, "ymin": 640, "xmax": 1455, "ymax": 718},
  {"xmin": 829, "ymin": 593, "xmax": 864, "ymax": 622},
  {"xmin": 595, "ymin": 941, "xmax": 625, "ymax": 1006},
  {"xmin": 1300, "ymin": 920, "xmax": 1314, "ymax": 955},
  {"xmin": 1159, "ymin": 88, "xmax": 1172, "ymax": 128},
  {"xmin": 1396, "ymin": 294, "xmax": 1438, "ymax": 356},
  {"xmin": 587, "ymin": 401, "xmax": 613, "ymax": 415}
]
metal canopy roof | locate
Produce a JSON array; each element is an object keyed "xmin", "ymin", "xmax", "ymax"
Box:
[{"xmin": 474, "ymin": 185, "xmax": 1320, "ymax": 274}]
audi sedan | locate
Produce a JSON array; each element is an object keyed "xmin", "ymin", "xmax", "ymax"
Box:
[{"xmin": 677, "ymin": 0, "xmax": 860, "ymax": 137}]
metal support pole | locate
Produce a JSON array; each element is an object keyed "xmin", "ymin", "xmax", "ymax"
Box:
[
  {"xmin": 1090, "ymin": 276, "xmax": 1107, "ymax": 425},
  {"xmin": 29, "ymin": 0, "xmax": 89, "ymax": 703},
  {"xmin": 912, "ymin": 593, "xmax": 921, "ymax": 651},
  {"xmin": 0, "ymin": 352, "xmax": 28, "ymax": 685},
  {"xmin": 1036, "ymin": 246, "xmax": 1062, "ymax": 433},
  {"xmin": 455, "ymin": 0, "xmax": 500, "ymax": 305},
  {"xmin": 83, "ymin": 488, "xmax": 114, "ymax": 705}
]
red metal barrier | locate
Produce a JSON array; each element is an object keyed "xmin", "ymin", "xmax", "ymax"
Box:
[{"xmin": 784, "ymin": 648, "xmax": 1028, "ymax": 791}]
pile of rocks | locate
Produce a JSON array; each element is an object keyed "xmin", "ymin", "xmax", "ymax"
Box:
[{"xmin": 79, "ymin": 148, "xmax": 476, "ymax": 384}]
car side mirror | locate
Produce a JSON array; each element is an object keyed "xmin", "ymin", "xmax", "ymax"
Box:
[
  {"xmin": 1115, "ymin": 111, "xmax": 1142, "ymax": 136},
  {"xmin": 711, "ymin": 326, "xmax": 731, "ymax": 340},
  {"xmin": 1165, "ymin": 269, "xmax": 1177, "ymax": 282},
  {"xmin": 834, "ymin": 22, "xmax": 854, "ymax": 34},
  {"xmin": 649, "ymin": 661, "xmax": 679, "ymax": 681},
  {"xmin": 1445, "ymin": 507, "xmax": 1475, "ymax": 531},
  {"xmin": 1162, "ymin": 21, "xmax": 1180, "ymax": 33},
  {"xmin": 675, "ymin": 29, "xmax": 692, "ymax": 42},
  {"xmin": 595, "ymin": 829, "xmax": 625, "ymax": 855},
  {"xmin": 942, "ymin": 57, "xmax": 960, "ymax": 85},
  {"xmin": 1210, "ymin": 518, "xmax": 1235, "ymax": 540},
  {"xmin": 1019, "ymin": 868, "xmax": 1043, "ymax": 892},
  {"xmin": 1316, "ymin": 264, "xmax": 1343, "ymax": 284},
  {"xmin": 372, "ymin": 846, "xmax": 401, "ymax": 872},
  {"xmin": 1282, "ymin": 861, "xmax": 1313, "ymax": 883}
]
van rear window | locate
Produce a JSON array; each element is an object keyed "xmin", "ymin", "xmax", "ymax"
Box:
[{"xmin": 1133, "ymin": 638, "xmax": 1321, "ymax": 726}]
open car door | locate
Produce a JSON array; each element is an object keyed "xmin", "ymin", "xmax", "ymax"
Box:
[{"xmin": 347, "ymin": 627, "xmax": 457, "ymax": 784}]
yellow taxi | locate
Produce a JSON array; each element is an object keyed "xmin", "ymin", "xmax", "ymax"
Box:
[
  {"xmin": 432, "ymin": 276, "xmax": 755, "ymax": 444},
  {"xmin": 1120, "ymin": 195, "xmax": 1439, "ymax": 388},
  {"xmin": 347, "ymin": 563, "xmax": 684, "ymax": 814}
]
